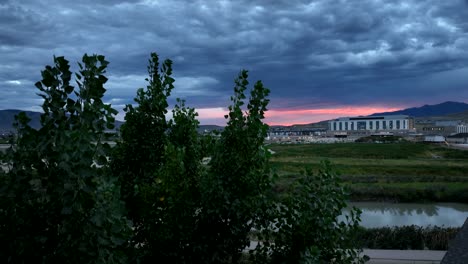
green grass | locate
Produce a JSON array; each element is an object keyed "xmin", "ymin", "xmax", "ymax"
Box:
[
  {"xmin": 270, "ymin": 142, "xmax": 468, "ymax": 160},
  {"xmin": 268, "ymin": 143, "xmax": 468, "ymax": 202},
  {"xmin": 271, "ymin": 161, "xmax": 468, "ymax": 177}
]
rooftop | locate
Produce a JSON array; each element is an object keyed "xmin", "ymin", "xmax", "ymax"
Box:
[{"xmin": 332, "ymin": 115, "xmax": 410, "ymax": 122}]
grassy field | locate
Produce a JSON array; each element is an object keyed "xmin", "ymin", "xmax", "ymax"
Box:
[{"xmin": 268, "ymin": 142, "xmax": 468, "ymax": 202}]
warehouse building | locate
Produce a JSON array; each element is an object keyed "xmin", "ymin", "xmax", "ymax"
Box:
[
  {"xmin": 415, "ymin": 120, "xmax": 467, "ymax": 136},
  {"xmin": 329, "ymin": 115, "xmax": 414, "ymax": 134}
]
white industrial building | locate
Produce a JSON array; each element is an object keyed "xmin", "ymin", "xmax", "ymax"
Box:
[
  {"xmin": 457, "ymin": 125, "xmax": 468, "ymax": 134},
  {"xmin": 329, "ymin": 115, "xmax": 413, "ymax": 133}
]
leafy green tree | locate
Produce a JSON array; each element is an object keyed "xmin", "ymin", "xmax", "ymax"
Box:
[
  {"xmin": 0, "ymin": 52, "xmax": 364, "ymax": 263},
  {"xmin": 111, "ymin": 53, "xmax": 206, "ymax": 262},
  {"xmin": 199, "ymin": 131, "xmax": 218, "ymax": 158},
  {"xmin": 0, "ymin": 55, "xmax": 131, "ymax": 263},
  {"xmin": 154, "ymin": 98, "xmax": 204, "ymax": 261},
  {"xmin": 194, "ymin": 70, "xmax": 274, "ymax": 263},
  {"xmin": 267, "ymin": 161, "xmax": 365, "ymax": 263},
  {"xmin": 112, "ymin": 53, "xmax": 174, "ymax": 227},
  {"xmin": 110, "ymin": 53, "xmax": 174, "ymax": 261},
  {"xmin": 112, "ymin": 55, "xmax": 364, "ymax": 263}
]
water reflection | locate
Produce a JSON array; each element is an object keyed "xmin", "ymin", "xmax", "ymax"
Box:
[{"xmin": 340, "ymin": 202, "xmax": 468, "ymax": 228}]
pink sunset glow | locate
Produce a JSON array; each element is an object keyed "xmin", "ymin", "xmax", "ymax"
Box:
[
  {"xmin": 265, "ymin": 106, "xmax": 402, "ymax": 126},
  {"xmin": 195, "ymin": 106, "xmax": 402, "ymax": 126}
]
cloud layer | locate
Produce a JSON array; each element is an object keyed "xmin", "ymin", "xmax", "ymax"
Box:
[{"xmin": 1, "ymin": 0, "xmax": 468, "ymax": 125}]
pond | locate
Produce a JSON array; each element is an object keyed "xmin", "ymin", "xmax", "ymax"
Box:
[{"xmin": 341, "ymin": 202, "xmax": 468, "ymax": 228}]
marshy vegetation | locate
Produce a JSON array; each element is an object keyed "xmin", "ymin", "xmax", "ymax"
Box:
[
  {"xmin": 269, "ymin": 143, "xmax": 468, "ymax": 202},
  {"xmin": 356, "ymin": 225, "xmax": 460, "ymax": 250}
]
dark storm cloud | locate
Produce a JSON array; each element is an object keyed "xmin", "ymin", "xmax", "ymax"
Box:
[{"xmin": 1, "ymin": 0, "xmax": 468, "ymax": 122}]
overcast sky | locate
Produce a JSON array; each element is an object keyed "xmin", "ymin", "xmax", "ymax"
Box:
[{"xmin": 1, "ymin": 0, "xmax": 468, "ymax": 125}]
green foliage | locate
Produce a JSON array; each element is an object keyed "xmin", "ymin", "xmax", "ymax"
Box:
[
  {"xmin": 158, "ymin": 98, "xmax": 203, "ymax": 261},
  {"xmin": 0, "ymin": 55, "xmax": 131, "ymax": 263},
  {"xmin": 1, "ymin": 52, "xmax": 364, "ymax": 263},
  {"xmin": 111, "ymin": 53, "xmax": 174, "ymax": 261},
  {"xmin": 0, "ymin": 133, "xmax": 13, "ymax": 144},
  {"xmin": 111, "ymin": 52, "xmax": 173, "ymax": 216},
  {"xmin": 199, "ymin": 132, "xmax": 218, "ymax": 158},
  {"xmin": 265, "ymin": 162, "xmax": 364, "ymax": 263},
  {"xmin": 111, "ymin": 53, "xmax": 207, "ymax": 262},
  {"xmin": 195, "ymin": 70, "xmax": 274, "ymax": 263},
  {"xmin": 269, "ymin": 142, "xmax": 468, "ymax": 160},
  {"xmin": 113, "ymin": 62, "xmax": 364, "ymax": 263}
]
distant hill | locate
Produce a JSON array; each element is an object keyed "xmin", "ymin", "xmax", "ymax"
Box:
[
  {"xmin": 0, "ymin": 109, "xmax": 42, "ymax": 130},
  {"xmin": 269, "ymin": 120, "xmax": 330, "ymax": 131},
  {"xmin": 371, "ymin": 101, "xmax": 468, "ymax": 117},
  {"xmin": 0, "ymin": 109, "xmax": 222, "ymax": 132},
  {"xmin": 418, "ymin": 110, "xmax": 468, "ymax": 122},
  {"xmin": 441, "ymin": 110, "xmax": 468, "ymax": 121},
  {"xmin": 0, "ymin": 109, "xmax": 125, "ymax": 131}
]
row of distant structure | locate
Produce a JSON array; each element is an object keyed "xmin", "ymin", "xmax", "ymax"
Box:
[
  {"xmin": 329, "ymin": 115, "xmax": 468, "ymax": 135},
  {"xmin": 267, "ymin": 114, "xmax": 468, "ymax": 144},
  {"xmin": 329, "ymin": 115, "xmax": 412, "ymax": 133}
]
